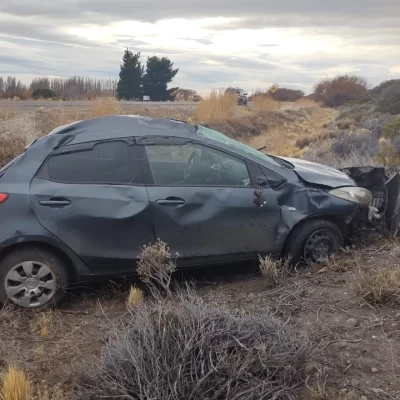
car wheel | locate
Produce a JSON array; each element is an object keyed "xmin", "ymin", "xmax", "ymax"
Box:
[
  {"xmin": 284, "ymin": 219, "xmax": 344, "ymax": 266},
  {"xmin": 0, "ymin": 247, "xmax": 69, "ymax": 309}
]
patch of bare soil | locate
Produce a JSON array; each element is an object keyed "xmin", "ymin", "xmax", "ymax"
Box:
[{"xmin": 1, "ymin": 242, "xmax": 400, "ymax": 399}]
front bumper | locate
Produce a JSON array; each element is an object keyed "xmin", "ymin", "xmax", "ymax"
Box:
[{"xmin": 341, "ymin": 166, "xmax": 400, "ymax": 235}]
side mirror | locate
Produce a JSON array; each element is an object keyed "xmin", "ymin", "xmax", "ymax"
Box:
[
  {"xmin": 257, "ymin": 177, "xmax": 268, "ymax": 187},
  {"xmin": 254, "ymin": 177, "xmax": 267, "ymax": 207}
]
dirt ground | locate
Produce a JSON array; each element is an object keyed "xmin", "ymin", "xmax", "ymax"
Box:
[{"xmin": 1, "ymin": 240, "xmax": 399, "ymax": 399}]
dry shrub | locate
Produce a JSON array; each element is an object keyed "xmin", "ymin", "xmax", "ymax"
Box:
[
  {"xmin": 75, "ymin": 289, "xmax": 311, "ymax": 400},
  {"xmin": 259, "ymin": 256, "xmax": 290, "ymax": 288},
  {"xmin": 270, "ymin": 88, "xmax": 304, "ymax": 102},
  {"xmin": 314, "ymin": 75, "xmax": 368, "ymax": 107},
  {"xmin": 90, "ymin": 97, "xmax": 120, "ymax": 118},
  {"xmin": 137, "ymin": 240, "xmax": 176, "ymax": 295},
  {"xmin": 0, "ymin": 367, "xmax": 31, "ymax": 400},
  {"xmin": 126, "ymin": 286, "xmax": 144, "ymax": 309},
  {"xmin": 0, "ymin": 135, "xmax": 26, "ymax": 167},
  {"xmin": 37, "ymin": 385, "xmax": 66, "ymax": 400},
  {"xmin": 252, "ymin": 94, "xmax": 279, "ymax": 111},
  {"xmin": 349, "ymin": 268, "xmax": 400, "ymax": 305},
  {"xmin": 194, "ymin": 90, "xmax": 236, "ymax": 122}
]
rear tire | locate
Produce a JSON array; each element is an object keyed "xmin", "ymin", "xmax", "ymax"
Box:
[
  {"xmin": 0, "ymin": 246, "xmax": 69, "ymax": 309},
  {"xmin": 284, "ymin": 219, "xmax": 344, "ymax": 266}
]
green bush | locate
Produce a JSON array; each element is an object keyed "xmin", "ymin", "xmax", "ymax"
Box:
[
  {"xmin": 32, "ymin": 88, "xmax": 57, "ymax": 99},
  {"xmin": 382, "ymin": 117, "xmax": 400, "ymax": 140},
  {"xmin": 377, "ymin": 96, "xmax": 400, "ymax": 115}
]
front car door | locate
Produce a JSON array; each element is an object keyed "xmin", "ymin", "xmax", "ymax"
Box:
[
  {"xmin": 30, "ymin": 138, "xmax": 155, "ymax": 275},
  {"xmin": 138, "ymin": 137, "xmax": 282, "ymax": 265}
]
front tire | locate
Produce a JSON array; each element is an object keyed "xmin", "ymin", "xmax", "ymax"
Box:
[
  {"xmin": 284, "ymin": 219, "xmax": 344, "ymax": 266},
  {"xmin": 0, "ymin": 247, "xmax": 69, "ymax": 309}
]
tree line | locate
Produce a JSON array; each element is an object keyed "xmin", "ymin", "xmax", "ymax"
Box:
[
  {"xmin": 0, "ymin": 76, "xmax": 118, "ymax": 99},
  {"xmin": 0, "ymin": 49, "xmax": 179, "ymax": 101}
]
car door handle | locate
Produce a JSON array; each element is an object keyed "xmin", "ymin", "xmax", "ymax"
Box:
[
  {"xmin": 39, "ymin": 198, "xmax": 71, "ymax": 207},
  {"xmin": 156, "ymin": 197, "xmax": 186, "ymax": 206}
]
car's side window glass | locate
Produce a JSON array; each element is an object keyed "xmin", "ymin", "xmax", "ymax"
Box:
[
  {"xmin": 39, "ymin": 141, "xmax": 139, "ymax": 184},
  {"xmin": 144, "ymin": 142, "xmax": 251, "ymax": 186}
]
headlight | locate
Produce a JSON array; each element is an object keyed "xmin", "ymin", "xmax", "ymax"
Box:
[{"xmin": 329, "ymin": 187, "xmax": 373, "ymax": 205}]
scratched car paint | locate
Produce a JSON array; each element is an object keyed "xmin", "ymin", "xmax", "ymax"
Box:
[{"xmin": 0, "ymin": 115, "xmax": 398, "ymax": 308}]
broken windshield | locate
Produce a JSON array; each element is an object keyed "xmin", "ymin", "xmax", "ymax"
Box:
[{"xmin": 198, "ymin": 126, "xmax": 282, "ymax": 167}]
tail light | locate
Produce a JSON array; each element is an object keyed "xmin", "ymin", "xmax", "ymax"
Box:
[{"xmin": 0, "ymin": 193, "xmax": 9, "ymax": 204}]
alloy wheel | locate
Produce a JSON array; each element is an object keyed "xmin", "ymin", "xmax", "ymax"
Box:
[{"xmin": 5, "ymin": 261, "xmax": 57, "ymax": 308}]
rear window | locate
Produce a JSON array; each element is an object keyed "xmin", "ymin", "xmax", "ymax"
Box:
[{"xmin": 38, "ymin": 141, "xmax": 140, "ymax": 184}]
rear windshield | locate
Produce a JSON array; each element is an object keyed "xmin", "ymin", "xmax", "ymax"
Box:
[{"xmin": 198, "ymin": 126, "xmax": 281, "ymax": 167}]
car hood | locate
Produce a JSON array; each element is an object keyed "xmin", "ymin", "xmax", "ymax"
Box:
[{"xmin": 279, "ymin": 157, "xmax": 356, "ymax": 188}]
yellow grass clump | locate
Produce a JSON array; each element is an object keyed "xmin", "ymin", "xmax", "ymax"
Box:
[
  {"xmin": 0, "ymin": 367, "xmax": 31, "ymax": 400},
  {"xmin": 90, "ymin": 97, "xmax": 120, "ymax": 118},
  {"xmin": 34, "ymin": 311, "xmax": 53, "ymax": 339},
  {"xmin": 126, "ymin": 286, "xmax": 145, "ymax": 309},
  {"xmin": 194, "ymin": 90, "xmax": 237, "ymax": 122},
  {"xmin": 252, "ymin": 95, "xmax": 279, "ymax": 111},
  {"xmin": 350, "ymin": 268, "xmax": 400, "ymax": 305}
]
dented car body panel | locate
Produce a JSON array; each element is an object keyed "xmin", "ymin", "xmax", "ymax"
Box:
[{"xmin": 0, "ymin": 115, "xmax": 397, "ymax": 281}]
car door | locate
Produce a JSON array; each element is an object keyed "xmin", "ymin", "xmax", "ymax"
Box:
[
  {"xmin": 138, "ymin": 137, "xmax": 282, "ymax": 265},
  {"xmin": 30, "ymin": 138, "xmax": 155, "ymax": 274}
]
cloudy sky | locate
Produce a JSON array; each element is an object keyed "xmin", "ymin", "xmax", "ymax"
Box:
[{"xmin": 0, "ymin": 0, "xmax": 399, "ymax": 93}]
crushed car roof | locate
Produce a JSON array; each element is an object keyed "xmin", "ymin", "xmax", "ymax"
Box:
[{"xmin": 48, "ymin": 115, "xmax": 197, "ymax": 140}]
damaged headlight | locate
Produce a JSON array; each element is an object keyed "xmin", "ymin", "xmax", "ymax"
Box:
[{"xmin": 328, "ymin": 187, "xmax": 373, "ymax": 206}]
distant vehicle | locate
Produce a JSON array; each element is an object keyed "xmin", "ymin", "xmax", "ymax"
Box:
[
  {"xmin": 0, "ymin": 116, "xmax": 398, "ymax": 309},
  {"xmin": 225, "ymin": 87, "xmax": 248, "ymax": 105}
]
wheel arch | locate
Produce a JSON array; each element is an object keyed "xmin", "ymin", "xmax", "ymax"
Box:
[
  {"xmin": 282, "ymin": 214, "xmax": 348, "ymax": 256},
  {"xmin": 0, "ymin": 240, "xmax": 79, "ymax": 282}
]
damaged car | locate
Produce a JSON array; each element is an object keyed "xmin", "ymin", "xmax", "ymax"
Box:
[{"xmin": 0, "ymin": 115, "xmax": 398, "ymax": 308}]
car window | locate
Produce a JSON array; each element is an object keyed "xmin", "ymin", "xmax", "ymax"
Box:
[
  {"xmin": 198, "ymin": 126, "xmax": 282, "ymax": 167},
  {"xmin": 144, "ymin": 142, "xmax": 251, "ymax": 186},
  {"xmin": 39, "ymin": 141, "xmax": 139, "ymax": 184}
]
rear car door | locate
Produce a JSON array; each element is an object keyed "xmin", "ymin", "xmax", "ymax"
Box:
[
  {"xmin": 30, "ymin": 139, "xmax": 155, "ymax": 274},
  {"xmin": 138, "ymin": 137, "xmax": 282, "ymax": 265}
]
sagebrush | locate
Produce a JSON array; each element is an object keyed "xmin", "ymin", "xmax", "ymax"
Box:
[
  {"xmin": 137, "ymin": 240, "xmax": 176, "ymax": 295},
  {"xmin": 75, "ymin": 289, "xmax": 311, "ymax": 400}
]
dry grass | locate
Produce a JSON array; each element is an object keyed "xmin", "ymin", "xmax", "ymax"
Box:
[
  {"xmin": 34, "ymin": 312, "xmax": 53, "ymax": 339},
  {"xmin": 252, "ymin": 94, "xmax": 279, "ymax": 111},
  {"xmin": 89, "ymin": 97, "xmax": 120, "ymax": 118},
  {"xmin": 295, "ymin": 97, "xmax": 319, "ymax": 108},
  {"xmin": 349, "ymin": 268, "xmax": 400, "ymax": 305},
  {"xmin": 126, "ymin": 286, "xmax": 144, "ymax": 309},
  {"xmin": 36, "ymin": 385, "xmax": 66, "ymax": 400},
  {"xmin": 0, "ymin": 367, "xmax": 31, "ymax": 400},
  {"xmin": 194, "ymin": 90, "xmax": 237, "ymax": 122},
  {"xmin": 259, "ymin": 256, "xmax": 289, "ymax": 288}
]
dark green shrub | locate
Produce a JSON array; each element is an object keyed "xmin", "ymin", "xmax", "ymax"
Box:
[
  {"xmin": 377, "ymin": 96, "xmax": 400, "ymax": 115},
  {"xmin": 32, "ymin": 88, "xmax": 57, "ymax": 99}
]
